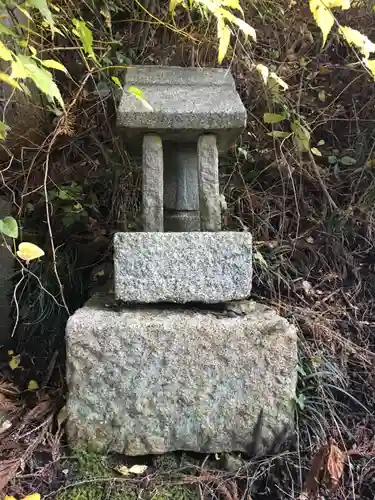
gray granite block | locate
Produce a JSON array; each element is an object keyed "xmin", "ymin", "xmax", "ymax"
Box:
[
  {"xmin": 198, "ymin": 134, "xmax": 220, "ymax": 231},
  {"xmin": 142, "ymin": 134, "xmax": 164, "ymax": 231},
  {"xmin": 114, "ymin": 232, "xmax": 252, "ymax": 303},
  {"xmin": 66, "ymin": 296, "xmax": 298, "ymax": 455},
  {"xmin": 117, "ymin": 66, "xmax": 246, "ymax": 151}
]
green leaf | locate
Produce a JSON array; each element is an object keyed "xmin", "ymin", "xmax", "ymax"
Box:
[
  {"xmin": 9, "ymin": 354, "xmax": 21, "ymax": 370},
  {"xmin": 111, "ymin": 76, "xmax": 122, "ymax": 88},
  {"xmin": 263, "ymin": 112, "xmax": 286, "ymax": 124},
  {"xmin": 294, "ymin": 393, "xmax": 306, "ymax": 410},
  {"xmin": 311, "ymin": 147, "xmax": 322, "ymax": 156},
  {"xmin": 328, "ymin": 155, "xmax": 337, "ymax": 164},
  {"xmin": 72, "ymin": 18, "xmax": 96, "ymax": 62},
  {"xmin": 17, "ymin": 5, "xmax": 33, "ymax": 21},
  {"xmin": 39, "ymin": 59, "xmax": 68, "ymax": 73},
  {"xmin": 291, "ymin": 121, "xmax": 310, "ymax": 152},
  {"xmin": 0, "ymin": 121, "xmax": 10, "ymax": 141},
  {"xmin": 339, "ymin": 155, "xmax": 356, "ymax": 166},
  {"xmin": 0, "ymin": 216, "xmax": 18, "ymax": 238},
  {"xmin": 318, "ymin": 89, "xmax": 326, "ymax": 101},
  {"xmin": 169, "ymin": 0, "xmax": 183, "ymax": 14},
  {"xmin": 0, "ymin": 40, "xmax": 13, "ymax": 61},
  {"xmin": 0, "ymin": 73, "xmax": 22, "ymax": 90},
  {"xmin": 128, "ymin": 86, "xmax": 153, "ymax": 111},
  {"xmin": 28, "ymin": 0, "xmax": 55, "ymax": 34},
  {"xmin": 267, "ymin": 131, "xmax": 291, "ymax": 138},
  {"xmin": 11, "ymin": 57, "xmax": 29, "ymax": 79},
  {"xmin": 13, "ymin": 55, "xmax": 64, "ymax": 109},
  {"xmin": 28, "ymin": 379, "xmax": 39, "ymax": 391},
  {"xmin": 253, "ymin": 249, "xmax": 268, "ymax": 268},
  {"xmin": 0, "ymin": 22, "xmax": 15, "ymax": 36}
]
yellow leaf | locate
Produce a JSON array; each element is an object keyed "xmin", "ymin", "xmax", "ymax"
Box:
[
  {"xmin": 39, "ymin": 59, "xmax": 68, "ymax": 74},
  {"xmin": 115, "ymin": 465, "xmax": 131, "ymax": 476},
  {"xmin": 311, "ymin": 147, "xmax": 322, "ymax": 156},
  {"xmin": 326, "ymin": 0, "xmax": 350, "ymax": 8},
  {"xmin": 169, "ymin": 0, "xmax": 183, "ymax": 14},
  {"xmin": 0, "ymin": 40, "xmax": 13, "ymax": 61},
  {"xmin": 339, "ymin": 26, "xmax": 375, "ymax": 58},
  {"xmin": 9, "ymin": 355, "xmax": 21, "ymax": 370},
  {"xmin": 129, "ymin": 464, "xmax": 148, "ymax": 474},
  {"xmin": 0, "ymin": 72, "xmax": 23, "ymax": 90},
  {"xmin": 256, "ymin": 63, "xmax": 269, "ymax": 84},
  {"xmin": 269, "ymin": 71, "xmax": 288, "ymax": 90},
  {"xmin": 365, "ymin": 59, "xmax": 375, "ymax": 77},
  {"xmin": 28, "ymin": 380, "xmax": 39, "ymax": 391},
  {"xmin": 221, "ymin": 0, "xmax": 242, "ymax": 10},
  {"xmin": 23, "ymin": 495, "xmax": 41, "ymax": 500},
  {"xmin": 115, "ymin": 464, "xmax": 147, "ymax": 476},
  {"xmin": 11, "ymin": 57, "xmax": 28, "ymax": 79},
  {"xmin": 217, "ymin": 19, "xmax": 231, "ymax": 63},
  {"xmin": 309, "ymin": 0, "xmax": 334, "ymax": 47},
  {"xmin": 16, "ymin": 242, "xmax": 45, "ymax": 262}
]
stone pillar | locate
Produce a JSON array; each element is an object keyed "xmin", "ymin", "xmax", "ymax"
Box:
[
  {"xmin": 142, "ymin": 134, "xmax": 164, "ymax": 232},
  {"xmin": 163, "ymin": 142, "xmax": 200, "ymax": 232},
  {"xmin": 198, "ymin": 135, "xmax": 221, "ymax": 231}
]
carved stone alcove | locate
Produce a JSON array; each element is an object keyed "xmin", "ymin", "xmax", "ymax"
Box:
[{"xmin": 116, "ymin": 66, "xmax": 246, "ymax": 232}]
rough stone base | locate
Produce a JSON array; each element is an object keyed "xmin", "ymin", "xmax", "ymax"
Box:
[
  {"xmin": 66, "ymin": 295, "xmax": 297, "ymax": 456},
  {"xmin": 114, "ymin": 232, "xmax": 253, "ymax": 303}
]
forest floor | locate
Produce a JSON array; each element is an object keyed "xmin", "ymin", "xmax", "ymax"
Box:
[{"xmin": 1, "ymin": 0, "xmax": 375, "ymax": 498}]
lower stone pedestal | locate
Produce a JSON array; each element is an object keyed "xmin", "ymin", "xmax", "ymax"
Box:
[{"xmin": 66, "ymin": 295, "xmax": 297, "ymax": 455}]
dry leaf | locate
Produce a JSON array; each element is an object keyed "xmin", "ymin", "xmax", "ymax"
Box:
[
  {"xmin": 301, "ymin": 444, "xmax": 328, "ymax": 495},
  {"xmin": 326, "ymin": 442, "xmax": 345, "ymax": 490},
  {"xmin": 129, "ymin": 464, "xmax": 148, "ymax": 475},
  {"xmin": 57, "ymin": 405, "xmax": 68, "ymax": 428},
  {"xmin": 0, "ymin": 419, "xmax": 12, "ymax": 434},
  {"xmin": 115, "ymin": 465, "xmax": 131, "ymax": 476},
  {"xmin": 301, "ymin": 441, "xmax": 345, "ymax": 497},
  {"xmin": 0, "ymin": 458, "xmax": 20, "ymax": 491},
  {"xmin": 115, "ymin": 464, "xmax": 148, "ymax": 476}
]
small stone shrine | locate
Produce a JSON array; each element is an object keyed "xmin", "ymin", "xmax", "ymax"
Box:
[{"xmin": 66, "ymin": 66, "xmax": 297, "ymax": 455}]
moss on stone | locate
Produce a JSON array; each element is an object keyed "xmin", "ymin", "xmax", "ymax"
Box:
[{"xmin": 57, "ymin": 450, "xmax": 199, "ymax": 500}]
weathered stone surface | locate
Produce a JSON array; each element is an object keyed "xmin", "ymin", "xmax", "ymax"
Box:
[
  {"xmin": 117, "ymin": 66, "xmax": 246, "ymax": 151},
  {"xmin": 198, "ymin": 134, "xmax": 220, "ymax": 231},
  {"xmin": 114, "ymin": 232, "xmax": 252, "ymax": 303},
  {"xmin": 66, "ymin": 296, "xmax": 298, "ymax": 455},
  {"xmin": 142, "ymin": 134, "xmax": 163, "ymax": 231},
  {"xmin": 0, "ymin": 197, "xmax": 13, "ymax": 344},
  {"xmin": 164, "ymin": 141, "xmax": 200, "ymax": 231}
]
